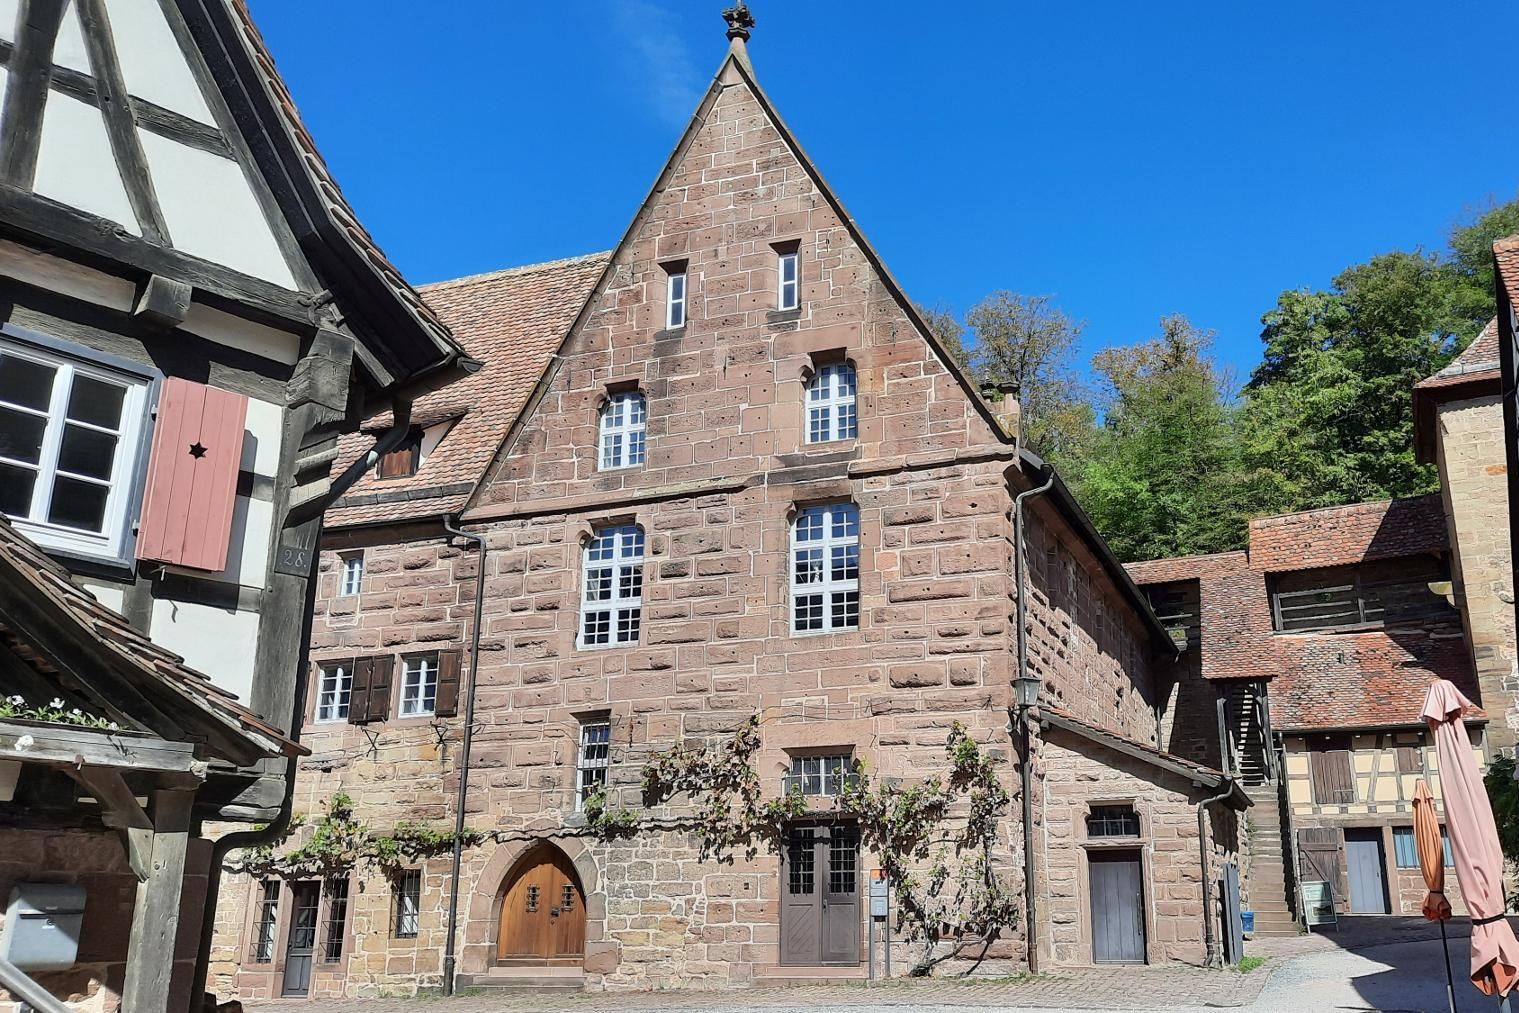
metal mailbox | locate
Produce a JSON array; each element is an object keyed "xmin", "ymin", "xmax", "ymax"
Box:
[{"xmin": 2, "ymin": 883, "xmax": 86, "ymax": 971}]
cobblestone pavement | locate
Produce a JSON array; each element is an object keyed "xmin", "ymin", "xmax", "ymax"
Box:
[{"xmin": 246, "ymin": 918, "xmax": 1485, "ymax": 1013}]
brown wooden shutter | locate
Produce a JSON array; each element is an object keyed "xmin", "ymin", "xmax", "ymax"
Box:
[
  {"xmin": 1310, "ymin": 740, "xmax": 1354, "ymax": 804},
  {"xmin": 377, "ymin": 429, "xmax": 421, "ymax": 479},
  {"xmin": 347, "ymin": 657, "xmax": 373, "ymax": 726},
  {"xmin": 368, "ymin": 656, "xmax": 395, "ymax": 722},
  {"xmin": 1396, "ymin": 745, "xmax": 1423, "ymax": 773},
  {"xmin": 434, "ymin": 650, "xmax": 463, "ymax": 717},
  {"xmin": 136, "ymin": 378, "xmax": 248, "ymax": 570}
]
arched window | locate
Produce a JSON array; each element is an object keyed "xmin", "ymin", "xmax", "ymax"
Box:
[
  {"xmin": 580, "ymin": 525, "xmax": 644, "ymax": 647},
  {"xmin": 790, "ymin": 503, "xmax": 860, "ymax": 633},
  {"xmin": 599, "ymin": 391, "xmax": 646, "ymax": 470},
  {"xmin": 805, "ymin": 363, "xmax": 857, "ymax": 444}
]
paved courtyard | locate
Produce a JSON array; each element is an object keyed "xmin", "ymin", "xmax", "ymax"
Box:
[{"xmin": 246, "ymin": 918, "xmax": 1496, "ymax": 1013}]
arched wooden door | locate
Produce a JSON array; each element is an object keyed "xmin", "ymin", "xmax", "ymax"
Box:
[{"xmin": 496, "ymin": 845, "xmax": 587, "ymax": 964}]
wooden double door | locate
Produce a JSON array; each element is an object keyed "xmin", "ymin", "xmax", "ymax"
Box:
[
  {"xmin": 497, "ymin": 846, "xmax": 587, "ymax": 964},
  {"xmin": 780, "ymin": 822, "xmax": 861, "ymax": 965}
]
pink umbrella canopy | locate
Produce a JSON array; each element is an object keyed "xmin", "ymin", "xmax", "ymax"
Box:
[{"xmin": 1423, "ymin": 678, "xmax": 1519, "ymax": 997}]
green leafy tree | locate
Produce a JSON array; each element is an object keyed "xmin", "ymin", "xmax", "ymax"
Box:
[
  {"xmin": 1073, "ymin": 315, "xmax": 1246, "ymax": 561},
  {"xmin": 914, "ymin": 301, "xmax": 971, "ymax": 369},
  {"xmin": 1449, "ymin": 196, "xmax": 1519, "ymax": 322},
  {"xmin": 964, "ymin": 291, "xmax": 1091, "ymax": 459}
]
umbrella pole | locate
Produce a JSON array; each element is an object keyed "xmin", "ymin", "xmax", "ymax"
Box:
[{"xmin": 1437, "ymin": 918, "xmax": 1456, "ymax": 1013}]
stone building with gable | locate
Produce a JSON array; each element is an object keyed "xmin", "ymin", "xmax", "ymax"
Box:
[{"xmin": 212, "ymin": 13, "xmax": 1248, "ymax": 998}]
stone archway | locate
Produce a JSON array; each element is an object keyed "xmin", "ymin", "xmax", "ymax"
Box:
[{"xmin": 462, "ymin": 837, "xmax": 604, "ymax": 976}]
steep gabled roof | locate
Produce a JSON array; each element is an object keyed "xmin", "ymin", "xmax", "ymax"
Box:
[
  {"xmin": 326, "ymin": 252, "xmax": 609, "ymax": 529},
  {"xmin": 460, "ymin": 38, "xmax": 1013, "ymax": 517},
  {"xmin": 0, "ymin": 514, "xmax": 302, "ymax": 766},
  {"xmin": 180, "ymin": 0, "xmax": 473, "ymax": 393}
]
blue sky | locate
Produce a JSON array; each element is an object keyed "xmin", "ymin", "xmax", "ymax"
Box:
[{"xmin": 252, "ymin": 1, "xmax": 1517, "ymax": 380}]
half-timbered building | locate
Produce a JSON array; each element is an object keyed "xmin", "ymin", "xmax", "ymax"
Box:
[
  {"xmin": 0, "ymin": 1, "xmax": 469, "ymax": 1010},
  {"xmin": 212, "ymin": 11, "xmax": 1247, "ymax": 998}
]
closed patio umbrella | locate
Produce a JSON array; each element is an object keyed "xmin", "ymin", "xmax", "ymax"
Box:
[
  {"xmin": 1414, "ymin": 779, "xmax": 1456, "ymax": 1012},
  {"xmin": 1423, "ymin": 678, "xmax": 1519, "ymax": 1001}
]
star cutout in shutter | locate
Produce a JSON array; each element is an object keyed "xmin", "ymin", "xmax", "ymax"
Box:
[{"xmin": 188, "ymin": 442, "xmax": 207, "ymax": 459}]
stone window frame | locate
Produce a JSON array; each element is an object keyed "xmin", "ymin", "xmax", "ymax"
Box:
[
  {"xmin": 662, "ymin": 259, "xmax": 688, "ymax": 330},
  {"xmin": 597, "ymin": 388, "xmax": 647, "ymax": 471},
  {"xmin": 577, "ymin": 523, "xmax": 646, "ymax": 649},
  {"xmin": 802, "ymin": 359, "xmax": 858, "ymax": 445},
  {"xmin": 774, "ymin": 239, "xmax": 801, "ymax": 312},
  {"xmin": 788, "ymin": 500, "xmax": 861, "ymax": 635},
  {"xmin": 338, "ymin": 550, "xmax": 364, "ymax": 597},
  {"xmin": 1079, "ymin": 799, "xmax": 1149, "ymax": 847}
]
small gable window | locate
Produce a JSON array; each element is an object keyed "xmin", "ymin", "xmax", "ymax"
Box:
[
  {"xmin": 805, "ymin": 362, "xmax": 857, "ymax": 444},
  {"xmin": 580, "ymin": 525, "xmax": 644, "ymax": 648},
  {"xmin": 1086, "ymin": 804, "xmax": 1140, "ymax": 839},
  {"xmin": 377, "ymin": 427, "xmax": 423, "ymax": 480},
  {"xmin": 665, "ymin": 267, "xmax": 687, "ymax": 329},
  {"xmin": 791, "ymin": 502, "xmax": 860, "ymax": 634},
  {"xmin": 599, "ymin": 391, "xmax": 647, "ymax": 470},
  {"xmin": 778, "ymin": 250, "xmax": 799, "ymax": 311}
]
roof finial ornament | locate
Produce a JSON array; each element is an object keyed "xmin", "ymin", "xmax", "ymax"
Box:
[{"xmin": 722, "ymin": 2, "xmax": 755, "ymax": 42}]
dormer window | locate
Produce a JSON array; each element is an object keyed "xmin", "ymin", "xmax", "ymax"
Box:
[
  {"xmin": 665, "ymin": 265, "xmax": 687, "ymax": 329},
  {"xmin": 778, "ymin": 249, "xmax": 799, "ymax": 311},
  {"xmin": 599, "ymin": 391, "xmax": 646, "ymax": 470},
  {"xmin": 377, "ymin": 427, "xmax": 422, "ymax": 479}
]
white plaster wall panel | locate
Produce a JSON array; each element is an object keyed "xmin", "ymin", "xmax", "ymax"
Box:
[
  {"xmin": 180, "ymin": 302, "xmax": 301, "ymax": 365},
  {"xmin": 77, "ymin": 578, "xmax": 126, "ymax": 613},
  {"xmin": 149, "ymin": 596, "xmax": 258, "ymax": 703},
  {"xmin": 240, "ymin": 396, "xmax": 284, "ymax": 476},
  {"xmin": 0, "ymin": 238, "xmax": 135, "ymax": 310},
  {"xmin": 52, "ymin": 1, "xmax": 91, "ymax": 74},
  {"xmin": 103, "ymin": 0, "xmax": 214, "ymax": 123},
  {"xmin": 34, "ymin": 90, "xmax": 141, "ymax": 235},
  {"xmin": 138, "ymin": 131, "xmax": 297, "ymax": 288},
  {"xmin": 0, "ymin": 0, "xmax": 18, "ymax": 43}
]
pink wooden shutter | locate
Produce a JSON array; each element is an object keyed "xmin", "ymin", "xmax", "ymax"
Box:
[{"xmin": 135, "ymin": 377, "xmax": 248, "ymax": 571}]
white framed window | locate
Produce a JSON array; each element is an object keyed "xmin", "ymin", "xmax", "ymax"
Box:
[
  {"xmin": 805, "ymin": 363, "xmax": 858, "ymax": 444},
  {"xmin": 339, "ymin": 554, "xmax": 364, "ymax": 596},
  {"xmin": 399, "ymin": 654, "xmax": 439, "ymax": 717},
  {"xmin": 577, "ymin": 718, "xmax": 612, "ymax": 809},
  {"xmin": 666, "ymin": 269, "xmax": 687, "ymax": 329},
  {"xmin": 315, "ymin": 663, "xmax": 352, "ymax": 723},
  {"xmin": 791, "ymin": 502, "xmax": 860, "ymax": 633},
  {"xmin": 0, "ymin": 337, "xmax": 151, "ymax": 559},
  {"xmin": 784, "ymin": 753, "xmax": 855, "ymax": 795},
  {"xmin": 580, "ymin": 525, "xmax": 644, "ymax": 648},
  {"xmin": 598, "ymin": 392, "xmax": 647, "ymax": 470},
  {"xmin": 778, "ymin": 250, "xmax": 799, "ymax": 310}
]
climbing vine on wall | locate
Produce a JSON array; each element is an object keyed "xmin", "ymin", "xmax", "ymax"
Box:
[{"xmin": 641, "ymin": 717, "xmax": 1019, "ymax": 976}]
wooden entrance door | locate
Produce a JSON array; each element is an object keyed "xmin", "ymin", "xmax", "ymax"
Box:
[
  {"xmin": 496, "ymin": 847, "xmax": 587, "ymax": 963},
  {"xmin": 1089, "ymin": 850, "xmax": 1146, "ymax": 964},
  {"xmin": 280, "ymin": 881, "xmax": 320, "ymax": 996},
  {"xmin": 1344, "ymin": 829, "xmax": 1389, "ymax": 914},
  {"xmin": 780, "ymin": 822, "xmax": 861, "ymax": 966}
]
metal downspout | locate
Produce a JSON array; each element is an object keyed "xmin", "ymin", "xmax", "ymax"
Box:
[
  {"xmin": 190, "ymin": 399, "xmax": 414, "ymax": 1006},
  {"xmin": 1197, "ymin": 781, "xmax": 1235, "ymax": 968},
  {"xmin": 0, "ymin": 956, "xmax": 70, "ymax": 1013},
  {"xmin": 440, "ymin": 514, "xmax": 486, "ymax": 995},
  {"xmin": 1013, "ymin": 465, "xmax": 1055, "ymax": 975}
]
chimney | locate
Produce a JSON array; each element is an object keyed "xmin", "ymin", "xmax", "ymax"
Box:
[{"xmin": 980, "ymin": 381, "xmax": 1021, "ymax": 444}]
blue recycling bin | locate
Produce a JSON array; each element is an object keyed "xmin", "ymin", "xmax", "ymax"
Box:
[{"xmin": 1241, "ymin": 911, "xmax": 1255, "ymax": 935}]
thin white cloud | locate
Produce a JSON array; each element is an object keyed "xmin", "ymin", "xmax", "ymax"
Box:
[{"xmin": 612, "ymin": 0, "xmax": 703, "ymax": 128}]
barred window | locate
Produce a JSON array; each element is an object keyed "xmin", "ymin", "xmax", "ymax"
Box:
[
  {"xmin": 580, "ymin": 525, "xmax": 644, "ymax": 647},
  {"xmin": 791, "ymin": 503, "xmax": 860, "ymax": 633},
  {"xmin": 1086, "ymin": 804, "xmax": 1140, "ymax": 838},
  {"xmin": 805, "ymin": 363, "xmax": 857, "ymax": 444},
  {"xmin": 598, "ymin": 392, "xmax": 647, "ymax": 470},
  {"xmin": 251, "ymin": 881, "xmax": 279, "ymax": 963},
  {"xmin": 393, "ymin": 869, "xmax": 420, "ymax": 939},
  {"xmin": 785, "ymin": 753, "xmax": 855, "ymax": 795},
  {"xmin": 322, "ymin": 878, "xmax": 349, "ymax": 962},
  {"xmin": 577, "ymin": 718, "xmax": 611, "ymax": 809}
]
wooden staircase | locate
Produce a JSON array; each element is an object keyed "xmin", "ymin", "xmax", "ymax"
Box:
[{"xmin": 1244, "ymin": 780, "xmax": 1300, "ymax": 937}]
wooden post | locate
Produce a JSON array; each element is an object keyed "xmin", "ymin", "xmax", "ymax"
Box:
[{"xmin": 121, "ymin": 789, "xmax": 194, "ymax": 1013}]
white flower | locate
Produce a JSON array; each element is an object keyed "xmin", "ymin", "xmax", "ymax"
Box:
[
  {"xmin": 6, "ymin": 695, "xmax": 22, "ymax": 705},
  {"xmin": 107, "ymin": 722, "xmax": 119, "ymax": 731},
  {"xmin": 69, "ymin": 708, "xmax": 82, "ymax": 716},
  {"xmin": 48, "ymin": 698, "xmax": 64, "ymax": 709}
]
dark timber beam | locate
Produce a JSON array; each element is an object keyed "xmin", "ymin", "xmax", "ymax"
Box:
[
  {"xmin": 121, "ymin": 788, "xmax": 194, "ymax": 1013},
  {"xmin": 74, "ymin": 0, "xmax": 170, "ymax": 243},
  {"xmin": 0, "ymin": 0, "xmax": 66, "ymax": 187}
]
